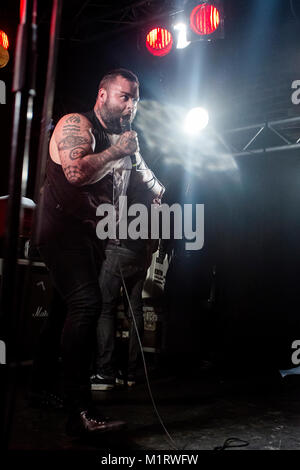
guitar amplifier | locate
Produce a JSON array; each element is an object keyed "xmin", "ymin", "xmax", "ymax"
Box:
[
  {"xmin": 0, "ymin": 258, "xmax": 53, "ymax": 361},
  {"xmin": 115, "ymin": 298, "xmax": 164, "ymax": 354},
  {"xmin": 0, "ymin": 196, "xmax": 36, "ymax": 259},
  {"xmin": 0, "ymin": 196, "xmax": 35, "ymax": 239},
  {"xmin": 143, "ymin": 303, "xmax": 164, "ymax": 353}
]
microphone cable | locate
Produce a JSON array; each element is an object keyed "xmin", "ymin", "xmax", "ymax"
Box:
[{"xmin": 118, "ymin": 259, "xmax": 179, "ymax": 451}]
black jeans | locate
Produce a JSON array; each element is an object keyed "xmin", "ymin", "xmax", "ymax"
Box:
[
  {"xmin": 96, "ymin": 243, "xmax": 147, "ymax": 378},
  {"xmin": 37, "ymin": 234, "xmax": 103, "ymax": 413}
]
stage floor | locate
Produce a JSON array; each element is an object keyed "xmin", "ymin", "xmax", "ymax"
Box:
[{"xmin": 5, "ymin": 359, "xmax": 300, "ymax": 453}]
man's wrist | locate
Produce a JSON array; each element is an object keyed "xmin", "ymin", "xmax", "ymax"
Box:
[{"xmin": 109, "ymin": 144, "xmax": 126, "ymax": 160}]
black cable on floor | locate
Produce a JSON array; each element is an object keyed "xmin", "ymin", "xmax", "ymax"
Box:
[
  {"xmin": 214, "ymin": 437, "xmax": 249, "ymax": 451},
  {"xmin": 119, "ymin": 260, "xmax": 179, "ymax": 451}
]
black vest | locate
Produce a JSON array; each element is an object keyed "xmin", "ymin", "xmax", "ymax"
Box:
[{"xmin": 43, "ymin": 110, "xmax": 114, "ymax": 235}]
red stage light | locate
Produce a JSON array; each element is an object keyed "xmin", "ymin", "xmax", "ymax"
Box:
[
  {"xmin": 190, "ymin": 3, "xmax": 220, "ymax": 36},
  {"xmin": 145, "ymin": 27, "xmax": 173, "ymax": 57},
  {"xmin": 0, "ymin": 30, "xmax": 9, "ymax": 49}
]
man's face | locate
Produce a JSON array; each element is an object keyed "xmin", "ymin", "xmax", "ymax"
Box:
[{"xmin": 98, "ymin": 76, "xmax": 139, "ymax": 134}]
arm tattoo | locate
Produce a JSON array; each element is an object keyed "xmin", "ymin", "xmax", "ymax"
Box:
[
  {"xmin": 58, "ymin": 135, "xmax": 90, "ymax": 150},
  {"xmin": 65, "ymin": 114, "xmax": 80, "ymax": 124},
  {"xmin": 117, "ymin": 134, "xmax": 130, "ymax": 147},
  {"xmin": 61, "ymin": 141, "xmax": 121, "ymax": 186},
  {"xmin": 62, "ymin": 125, "xmax": 81, "ymax": 134},
  {"xmin": 64, "ymin": 165, "xmax": 82, "ymax": 183},
  {"xmin": 70, "ymin": 147, "xmax": 87, "ymax": 160}
]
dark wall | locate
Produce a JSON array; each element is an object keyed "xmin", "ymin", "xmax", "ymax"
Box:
[{"xmin": 163, "ymin": 148, "xmax": 300, "ymax": 371}]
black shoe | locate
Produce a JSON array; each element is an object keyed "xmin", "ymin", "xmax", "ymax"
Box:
[
  {"xmin": 66, "ymin": 410, "xmax": 126, "ymax": 436},
  {"xmin": 127, "ymin": 374, "xmax": 136, "ymax": 388},
  {"xmin": 90, "ymin": 374, "xmax": 115, "ymax": 391},
  {"xmin": 116, "ymin": 370, "xmax": 137, "ymax": 388},
  {"xmin": 115, "ymin": 370, "xmax": 126, "ymax": 387}
]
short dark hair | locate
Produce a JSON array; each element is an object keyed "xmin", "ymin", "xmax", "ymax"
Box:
[{"xmin": 98, "ymin": 68, "xmax": 139, "ymax": 91}]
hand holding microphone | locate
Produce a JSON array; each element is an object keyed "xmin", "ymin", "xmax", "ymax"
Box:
[
  {"xmin": 120, "ymin": 115, "xmax": 132, "ymax": 133},
  {"xmin": 119, "ymin": 117, "xmax": 165, "ymax": 198},
  {"xmin": 117, "ymin": 116, "xmax": 138, "ymax": 166}
]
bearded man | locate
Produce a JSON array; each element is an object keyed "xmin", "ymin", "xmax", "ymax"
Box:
[{"xmin": 33, "ymin": 69, "xmax": 163, "ymax": 436}]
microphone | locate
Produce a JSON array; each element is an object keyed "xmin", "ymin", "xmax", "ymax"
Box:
[
  {"xmin": 120, "ymin": 115, "xmax": 131, "ymax": 133},
  {"xmin": 120, "ymin": 116, "xmax": 137, "ymax": 168}
]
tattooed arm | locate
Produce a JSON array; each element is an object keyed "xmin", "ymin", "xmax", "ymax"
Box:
[{"xmin": 52, "ymin": 113, "xmax": 138, "ymax": 186}]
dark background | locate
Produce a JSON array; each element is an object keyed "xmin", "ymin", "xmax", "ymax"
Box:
[{"xmin": 1, "ymin": 0, "xmax": 300, "ymax": 372}]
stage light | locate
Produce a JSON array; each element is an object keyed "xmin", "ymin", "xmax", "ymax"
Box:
[
  {"xmin": 174, "ymin": 23, "xmax": 191, "ymax": 49},
  {"xmin": 0, "ymin": 30, "xmax": 9, "ymax": 68},
  {"xmin": 184, "ymin": 107, "xmax": 209, "ymax": 134},
  {"xmin": 145, "ymin": 27, "xmax": 173, "ymax": 57},
  {"xmin": 190, "ymin": 3, "xmax": 220, "ymax": 36},
  {"xmin": 0, "ymin": 30, "xmax": 9, "ymax": 49},
  {"xmin": 140, "ymin": 1, "xmax": 223, "ymax": 58},
  {"xmin": 0, "ymin": 46, "xmax": 9, "ymax": 68},
  {"xmin": 183, "ymin": 1, "xmax": 224, "ymax": 41}
]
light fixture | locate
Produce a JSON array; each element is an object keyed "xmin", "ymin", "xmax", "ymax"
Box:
[
  {"xmin": 184, "ymin": 107, "xmax": 209, "ymax": 134},
  {"xmin": 145, "ymin": 27, "xmax": 173, "ymax": 57}
]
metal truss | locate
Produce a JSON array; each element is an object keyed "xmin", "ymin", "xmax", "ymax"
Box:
[
  {"xmin": 61, "ymin": 0, "xmax": 182, "ymax": 42},
  {"xmin": 219, "ymin": 116, "xmax": 300, "ymax": 158}
]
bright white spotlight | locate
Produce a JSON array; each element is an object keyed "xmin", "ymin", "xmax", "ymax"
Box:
[
  {"xmin": 184, "ymin": 107, "xmax": 209, "ymax": 134},
  {"xmin": 174, "ymin": 23, "xmax": 191, "ymax": 49}
]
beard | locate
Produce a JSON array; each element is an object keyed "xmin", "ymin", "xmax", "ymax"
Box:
[{"xmin": 99, "ymin": 100, "xmax": 123, "ymax": 134}]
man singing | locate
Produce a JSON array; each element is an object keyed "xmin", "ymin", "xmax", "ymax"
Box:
[{"xmin": 34, "ymin": 68, "xmax": 163, "ymax": 435}]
